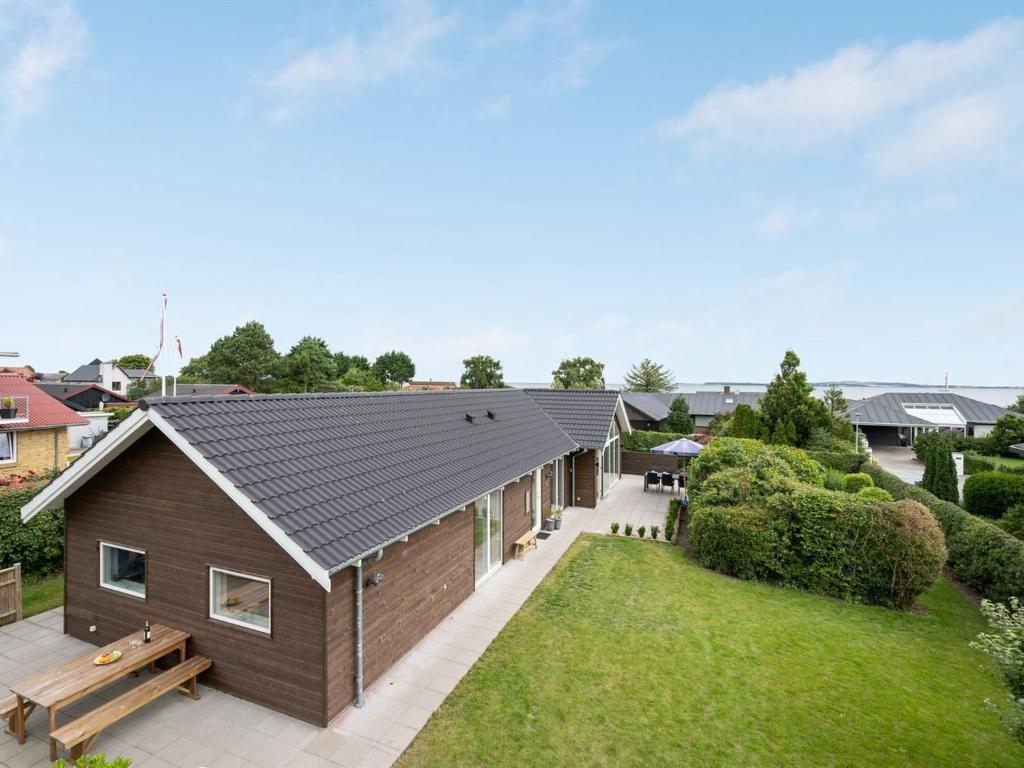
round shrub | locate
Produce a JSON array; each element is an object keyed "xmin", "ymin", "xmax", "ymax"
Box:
[
  {"xmin": 964, "ymin": 472, "xmax": 1024, "ymax": 518},
  {"xmin": 1, "ymin": 484, "xmax": 64, "ymax": 579},
  {"xmin": 865, "ymin": 500, "xmax": 947, "ymax": 608},
  {"xmin": 843, "ymin": 473, "xmax": 874, "ymax": 493},
  {"xmin": 768, "ymin": 445, "xmax": 825, "ymax": 486},
  {"xmin": 857, "ymin": 486, "xmax": 893, "ymax": 502},
  {"xmin": 823, "ymin": 469, "xmax": 847, "ymax": 491},
  {"xmin": 688, "ymin": 438, "xmax": 767, "ymax": 491}
]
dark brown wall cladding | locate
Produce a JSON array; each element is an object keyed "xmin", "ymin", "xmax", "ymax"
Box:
[
  {"xmin": 622, "ymin": 451, "xmax": 678, "ymax": 475},
  {"xmin": 324, "ymin": 505, "xmax": 475, "ymax": 723},
  {"xmin": 572, "ymin": 449, "xmax": 598, "ymax": 507},
  {"xmin": 63, "ymin": 429, "xmax": 328, "ymax": 725},
  {"xmin": 501, "ymin": 472, "xmax": 534, "ymax": 562}
]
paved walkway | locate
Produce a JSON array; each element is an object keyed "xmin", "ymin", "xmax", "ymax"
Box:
[
  {"xmin": 871, "ymin": 447, "xmax": 966, "ymax": 499},
  {"xmin": 0, "ymin": 474, "xmax": 670, "ymax": 768}
]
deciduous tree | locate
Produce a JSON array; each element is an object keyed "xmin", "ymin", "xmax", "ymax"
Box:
[
  {"xmin": 460, "ymin": 355, "xmax": 504, "ymax": 389},
  {"xmin": 286, "ymin": 336, "xmax": 336, "ymax": 392},
  {"xmin": 114, "ymin": 353, "xmax": 151, "ymax": 370},
  {"xmin": 203, "ymin": 321, "xmax": 281, "ymax": 392},
  {"xmin": 372, "ymin": 351, "xmax": 415, "ymax": 385},
  {"xmin": 551, "ymin": 357, "xmax": 605, "ymax": 389}
]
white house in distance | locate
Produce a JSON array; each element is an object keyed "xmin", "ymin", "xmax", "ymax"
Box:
[
  {"xmin": 844, "ymin": 392, "xmax": 1012, "ymax": 447},
  {"xmin": 63, "ymin": 359, "xmax": 133, "ymax": 394}
]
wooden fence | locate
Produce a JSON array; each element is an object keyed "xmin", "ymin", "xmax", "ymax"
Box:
[{"xmin": 0, "ymin": 563, "xmax": 22, "ymax": 626}]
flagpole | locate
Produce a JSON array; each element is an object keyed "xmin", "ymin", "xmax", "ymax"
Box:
[{"xmin": 160, "ymin": 294, "xmax": 167, "ymax": 398}]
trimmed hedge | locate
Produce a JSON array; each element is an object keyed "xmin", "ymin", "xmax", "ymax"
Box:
[
  {"xmin": 863, "ymin": 462, "xmax": 1024, "ymax": 602},
  {"xmin": 802, "ymin": 449, "xmax": 866, "ymax": 474},
  {"xmin": 857, "ymin": 486, "xmax": 893, "ymax": 502},
  {"xmin": 0, "ymin": 482, "xmax": 64, "ymax": 579},
  {"xmin": 964, "ymin": 472, "xmax": 1024, "ymax": 518},
  {"xmin": 621, "ymin": 429, "xmax": 688, "ymax": 452},
  {"xmin": 965, "ymin": 452, "xmax": 1024, "ymax": 476},
  {"xmin": 690, "ymin": 489, "xmax": 945, "ymax": 609}
]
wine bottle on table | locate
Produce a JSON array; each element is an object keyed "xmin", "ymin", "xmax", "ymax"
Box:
[{"xmin": 144, "ymin": 620, "xmax": 151, "ymax": 643}]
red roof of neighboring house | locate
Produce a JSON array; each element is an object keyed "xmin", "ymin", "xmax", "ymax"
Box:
[
  {"xmin": 0, "ymin": 375, "xmax": 88, "ymax": 430},
  {"xmin": 0, "ymin": 366, "xmax": 36, "ymax": 379}
]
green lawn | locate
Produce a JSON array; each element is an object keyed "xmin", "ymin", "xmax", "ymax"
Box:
[
  {"xmin": 397, "ymin": 535, "xmax": 1022, "ymax": 768},
  {"xmin": 986, "ymin": 454, "xmax": 1024, "ymax": 470},
  {"xmin": 22, "ymin": 573, "xmax": 63, "ymax": 618}
]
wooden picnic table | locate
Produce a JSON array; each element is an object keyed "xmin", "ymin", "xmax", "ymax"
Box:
[{"xmin": 10, "ymin": 623, "xmax": 188, "ymax": 761}]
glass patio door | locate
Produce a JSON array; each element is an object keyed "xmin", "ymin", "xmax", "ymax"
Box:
[{"xmin": 474, "ymin": 490, "xmax": 503, "ymax": 584}]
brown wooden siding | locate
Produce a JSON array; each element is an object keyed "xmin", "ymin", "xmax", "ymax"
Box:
[
  {"xmin": 63, "ymin": 430, "xmax": 328, "ymax": 725},
  {"xmin": 324, "ymin": 505, "xmax": 475, "ymax": 723},
  {"xmin": 572, "ymin": 449, "xmax": 598, "ymax": 508},
  {"xmin": 622, "ymin": 451, "xmax": 679, "ymax": 475},
  {"xmin": 501, "ymin": 473, "xmax": 534, "ymax": 562}
]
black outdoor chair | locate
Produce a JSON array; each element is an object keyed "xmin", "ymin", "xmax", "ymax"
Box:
[
  {"xmin": 645, "ymin": 470, "xmax": 660, "ymax": 492},
  {"xmin": 661, "ymin": 472, "xmax": 675, "ymax": 493}
]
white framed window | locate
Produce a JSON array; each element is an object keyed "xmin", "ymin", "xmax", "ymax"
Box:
[
  {"xmin": 0, "ymin": 432, "xmax": 15, "ymax": 464},
  {"xmin": 99, "ymin": 542, "xmax": 146, "ymax": 598},
  {"xmin": 209, "ymin": 567, "xmax": 271, "ymax": 634}
]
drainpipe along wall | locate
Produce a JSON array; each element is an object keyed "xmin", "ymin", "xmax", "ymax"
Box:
[{"xmin": 354, "ymin": 559, "xmax": 364, "ymax": 708}]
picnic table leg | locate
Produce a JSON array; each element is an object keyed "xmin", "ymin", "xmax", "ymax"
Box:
[
  {"xmin": 179, "ymin": 641, "xmax": 186, "ymax": 665},
  {"xmin": 14, "ymin": 694, "xmax": 26, "ymax": 745},
  {"xmin": 48, "ymin": 706, "xmax": 57, "ymax": 761}
]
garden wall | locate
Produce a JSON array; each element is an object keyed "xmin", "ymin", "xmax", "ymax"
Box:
[{"xmin": 622, "ymin": 451, "xmax": 678, "ymax": 475}]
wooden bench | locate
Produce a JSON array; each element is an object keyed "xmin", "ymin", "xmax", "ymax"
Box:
[
  {"xmin": 513, "ymin": 530, "xmax": 538, "ymax": 560},
  {"xmin": 2, "ymin": 694, "xmax": 35, "ymax": 736},
  {"xmin": 51, "ymin": 656, "xmax": 211, "ymax": 760}
]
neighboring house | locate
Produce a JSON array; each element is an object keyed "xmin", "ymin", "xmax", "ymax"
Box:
[
  {"xmin": 402, "ymin": 380, "xmax": 457, "ymax": 391},
  {"xmin": 64, "ymin": 359, "xmax": 133, "ymax": 394},
  {"xmin": 621, "ymin": 386, "xmax": 762, "ymax": 432},
  {"xmin": 36, "ymin": 383, "xmax": 134, "ymax": 411},
  {"xmin": 0, "ymin": 375, "xmax": 88, "ymax": 475},
  {"xmin": 844, "ymin": 392, "xmax": 1011, "ymax": 447},
  {"xmin": 523, "ymin": 389, "xmax": 630, "ymax": 506},
  {"xmin": 123, "ymin": 368, "xmax": 160, "ymax": 385},
  {"xmin": 21, "ymin": 388, "xmax": 630, "ymax": 726},
  {"xmin": 165, "ymin": 383, "xmax": 254, "ymax": 397},
  {"xmin": 0, "ymin": 366, "xmax": 37, "ymax": 380},
  {"xmin": 1011, "ymin": 443, "xmax": 1024, "ymax": 457}
]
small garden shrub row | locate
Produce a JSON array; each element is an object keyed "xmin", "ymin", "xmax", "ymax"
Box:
[
  {"xmin": 964, "ymin": 472, "xmax": 1024, "ymax": 519},
  {"xmin": 621, "ymin": 429, "xmax": 688, "ymax": 452},
  {"xmin": 665, "ymin": 498, "xmax": 681, "ymax": 542},
  {"xmin": 0, "ymin": 475, "xmax": 64, "ymax": 579},
  {"xmin": 802, "ymin": 449, "xmax": 866, "ymax": 474},
  {"xmin": 609, "ymin": 522, "xmax": 665, "ymax": 540},
  {"xmin": 688, "ymin": 439, "xmax": 945, "ymax": 609},
  {"xmin": 863, "ymin": 463, "xmax": 1024, "ymax": 603}
]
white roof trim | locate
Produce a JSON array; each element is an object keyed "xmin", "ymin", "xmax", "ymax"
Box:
[
  {"xmin": 614, "ymin": 395, "xmax": 633, "ymax": 435},
  {"xmin": 21, "ymin": 409, "xmax": 154, "ymax": 522},
  {"xmin": 145, "ymin": 410, "xmax": 332, "ymax": 591},
  {"xmin": 20, "ymin": 407, "xmax": 332, "ymax": 592}
]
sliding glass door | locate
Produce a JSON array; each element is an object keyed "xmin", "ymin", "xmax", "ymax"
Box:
[{"xmin": 474, "ymin": 490, "xmax": 503, "ymax": 584}]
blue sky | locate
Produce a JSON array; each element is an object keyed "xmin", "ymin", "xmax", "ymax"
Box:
[{"xmin": 3, "ymin": 1, "xmax": 1022, "ymax": 385}]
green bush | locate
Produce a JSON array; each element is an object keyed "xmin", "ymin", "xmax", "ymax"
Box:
[
  {"xmin": 623, "ymin": 524, "xmax": 633, "ymax": 537},
  {"xmin": 990, "ymin": 413, "xmax": 1024, "ymax": 456},
  {"xmin": 767, "ymin": 445, "xmax": 824, "ymax": 486},
  {"xmin": 650, "ymin": 525, "xmax": 660, "ymax": 539},
  {"xmin": 803, "ymin": 449, "xmax": 865, "ymax": 474},
  {"xmin": 857, "ymin": 486, "xmax": 893, "ymax": 502},
  {"xmin": 689, "ymin": 504, "xmax": 785, "ymax": 581},
  {"xmin": 863, "ymin": 463, "xmax": 1024, "ymax": 603},
  {"xmin": 54, "ymin": 755, "xmax": 132, "ymax": 768},
  {"xmin": 688, "ymin": 438, "xmax": 767, "ymax": 490},
  {"xmin": 690, "ymin": 490, "xmax": 945, "ymax": 608},
  {"xmin": 622, "ymin": 430, "xmax": 687, "ymax": 452},
  {"xmin": 843, "ymin": 473, "xmax": 874, "ymax": 493},
  {"xmin": 823, "ymin": 469, "xmax": 847, "ymax": 491},
  {"xmin": 610, "ymin": 522, "xmax": 620, "ymax": 535},
  {"xmin": 638, "ymin": 526, "xmax": 646, "ymax": 539},
  {"xmin": 971, "ymin": 597, "xmax": 1024, "ymax": 743},
  {"xmin": 665, "ymin": 499, "xmax": 680, "ymax": 541},
  {"xmin": 964, "ymin": 472, "xmax": 1024, "ymax": 518},
  {"xmin": 998, "ymin": 505, "xmax": 1024, "ymax": 540},
  {"xmin": 0, "ymin": 480, "xmax": 64, "ymax": 579},
  {"xmin": 966, "ymin": 453, "xmax": 1024, "ymax": 476}
]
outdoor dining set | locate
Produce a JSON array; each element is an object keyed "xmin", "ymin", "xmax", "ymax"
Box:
[{"xmin": 643, "ymin": 470, "xmax": 684, "ymax": 494}]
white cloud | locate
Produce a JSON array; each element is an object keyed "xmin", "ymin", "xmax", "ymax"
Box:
[
  {"xmin": 477, "ymin": 95, "xmax": 510, "ymax": 120},
  {"xmin": 482, "ymin": 0, "xmax": 590, "ymax": 46},
  {"xmin": 1, "ymin": 0, "xmax": 88, "ymax": 123},
  {"xmin": 555, "ymin": 37, "xmax": 622, "ymax": 89},
  {"xmin": 262, "ymin": 1, "xmax": 455, "ymax": 118},
  {"xmin": 870, "ymin": 92, "xmax": 1009, "ymax": 174},
  {"xmin": 840, "ymin": 208, "xmax": 879, "ymax": 233},
  {"xmin": 659, "ymin": 18, "xmax": 1024, "ymax": 160},
  {"xmin": 756, "ymin": 205, "xmax": 816, "ymax": 237}
]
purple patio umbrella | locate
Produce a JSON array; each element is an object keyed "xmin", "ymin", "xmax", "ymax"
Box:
[{"xmin": 650, "ymin": 438, "xmax": 702, "ymax": 500}]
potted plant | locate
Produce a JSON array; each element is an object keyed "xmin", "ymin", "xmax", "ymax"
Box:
[
  {"xmin": 543, "ymin": 516, "xmax": 556, "ymax": 532},
  {"xmin": 550, "ymin": 509, "xmax": 562, "ymax": 530},
  {"xmin": 0, "ymin": 397, "xmax": 17, "ymax": 419}
]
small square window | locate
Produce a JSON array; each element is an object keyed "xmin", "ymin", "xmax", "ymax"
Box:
[
  {"xmin": 112, "ymin": 381, "xmax": 121, "ymax": 391},
  {"xmin": 210, "ymin": 568, "xmax": 271, "ymax": 633},
  {"xmin": 0, "ymin": 432, "xmax": 16, "ymax": 464},
  {"xmin": 99, "ymin": 542, "xmax": 146, "ymax": 598}
]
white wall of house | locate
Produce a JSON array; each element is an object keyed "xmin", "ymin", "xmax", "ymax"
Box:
[
  {"xmin": 100, "ymin": 363, "xmax": 131, "ymax": 394},
  {"xmin": 67, "ymin": 411, "xmax": 112, "ymax": 450},
  {"xmin": 973, "ymin": 423, "xmax": 994, "ymax": 437}
]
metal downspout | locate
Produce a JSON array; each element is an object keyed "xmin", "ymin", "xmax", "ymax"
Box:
[
  {"xmin": 354, "ymin": 560, "xmax": 365, "ymax": 708},
  {"xmin": 571, "ymin": 452, "xmax": 577, "ymax": 506}
]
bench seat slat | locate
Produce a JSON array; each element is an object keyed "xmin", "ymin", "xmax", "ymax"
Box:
[{"xmin": 51, "ymin": 657, "xmax": 211, "ymax": 750}]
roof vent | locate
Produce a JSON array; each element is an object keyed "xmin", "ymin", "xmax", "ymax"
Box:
[
  {"xmin": 465, "ymin": 413, "xmax": 475, "ymax": 423},
  {"xmin": 486, "ymin": 410, "xmax": 496, "ymax": 420}
]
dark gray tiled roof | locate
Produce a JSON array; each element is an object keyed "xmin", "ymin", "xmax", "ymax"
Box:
[
  {"xmin": 64, "ymin": 360, "xmax": 102, "ymax": 382},
  {"xmin": 621, "ymin": 390, "xmax": 762, "ymax": 420},
  {"xmin": 843, "ymin": 392, "xmax": 1009, "ymax": 426},
  {"xmin": 523, "ymin": 389, "xmax": 621, "ymax": 449},
  {"xmin": 170, "ymin": 384, "xmax": 250, "ymax": 397},
  {"xmin": 1011, "ymin": 444, "xmax": 1024, "ymax": 456},
  {"xmin": 142, "ymin": 389, "xmax": 576, "ymax": 571},
  {"xmin": 124, "ymin": 369, "xmax": 159, "ymax": 380}
]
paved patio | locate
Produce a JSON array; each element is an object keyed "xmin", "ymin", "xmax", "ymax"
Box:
[{"xmin": 0, "ymin": 473, "xmax": 670, "ymax": 768}]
